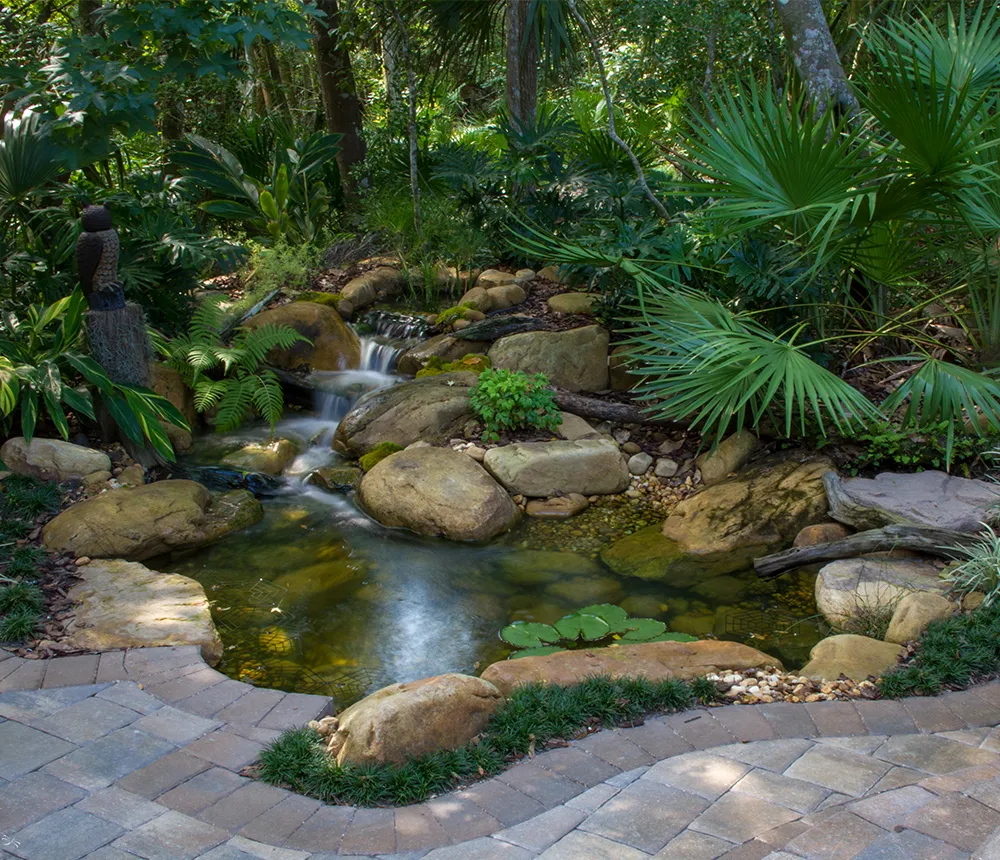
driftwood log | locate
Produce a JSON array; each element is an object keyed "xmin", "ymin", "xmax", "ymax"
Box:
[
  {"xmin": 552, "ymin": 388, "xmax": 683, "ymax": 428},
  {"xmin": 753, "ymin": 524, "xmax": 980, "ymax": 579}
]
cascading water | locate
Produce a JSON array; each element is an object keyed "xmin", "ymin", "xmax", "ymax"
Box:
[{"xmin": 356, "ymin": 310, "xmax": 431, "ymax": 374}]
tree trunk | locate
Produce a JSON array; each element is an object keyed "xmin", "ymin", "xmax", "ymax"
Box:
[
  {"xmin": 78, "ymin": 0, "xmax": 100, "ymax": 34},
  {"xmin": 775, "ymin": 0, "xmax": 858, "ymax": 116},
  {"xmin": 505, "ymin": 0, "xmax": 538, "ymax": 132},
  {"xmin": 313, "ymin": 0, "xmax": 367, "ymax": 196},
  {"xmin": 259, "ymin": 41, "xmax": 292, "ymax": 125},
  {"xmin": 382, "ymin": 28, "xmax": 403, "ymax": 112}
]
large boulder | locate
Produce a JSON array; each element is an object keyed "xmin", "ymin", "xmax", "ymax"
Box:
[
  {"xmin": 815, "ymin": 557, "xmax": 950, "ymax": 628},
  {"xmin": 695, "ymin": 431, "xmax": 759, "ymax": 486},
  {"xmin": 489, "ymin": 325, "xmax": 610, "ymax": 392},
  {"xmin": 1, "ymin": 437, "xmax": 110, "ymax": 482},
  {"xmin": 396, "ymin": 334, "xmax": 489, "ymax": 376},
  {"xmin": 65, "ymin": 560, "xmax": 222, "ymax": 665},
  {"xmin": 825, "ymin": 470, "xmax": 1000, "ymax": 533},
  {"xmin": 480, "ymin": 641, "xmax": 781, "ymax": 697},
  {"xmin": 341, "ymin": 267, "xmax": 407, "ymax": 310},
  {"xmin": 322, "ymin": 673, "xmax": 504, "ymax": 766},
  {"xmin": 483, "ymin": 439, "xmax": 630, "ymax": 497},
  {"xmin": 149, "ymin": 363, "xmax": 196, "ymax": 453},
  {"xmin": 885, "ymin": 592, "xmax": 956, "ymax": 645},
  {"xmin": 243, "ymin": 301, "xmax": 360, "ymax": 372},
  {"xmin": 359, "ymin": 447, "xmax": 519, "ymax": 541},
  {"xmin": 333, "ymin": 373, "xmax": 477, "ymax": 457},
  {"xmin": 221, "ymin": 439, "xmax": 298, "ymax": 475},
  {"xmin": 42, "ymin": 480, "xmax": 262, "ymax": 561},
  {"xmin": 800, "ymin": 634, "xmax": 905, "ymax": 681},
  {"xmin": 547, "ymin": 292, "xmax": 596, "ymax": 315}
]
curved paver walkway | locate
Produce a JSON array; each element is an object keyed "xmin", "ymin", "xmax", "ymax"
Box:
[{"xmin": 2, "ymin": 646, "xmax": 1000, "ymax": 859}]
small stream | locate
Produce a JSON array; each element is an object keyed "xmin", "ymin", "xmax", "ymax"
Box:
[{"xmin": 163, "ymin": 315, "xmax": 826, "ymax": 708}]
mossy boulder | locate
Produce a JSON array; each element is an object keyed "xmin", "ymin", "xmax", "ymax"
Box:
[
  {"xmin": 359, "ymin": 442, "xmax": 404, "ymax": 471},
  {"xmin": 415, "ymin": 353, "xmax": 491, "ymax": 378},
  {"xmin": 307, "ymin": 465, "xmax": 362, "ymax": 493},
  {"xmin": 243, "ymin": 301, "xmax": 360, "ymax": 371}
]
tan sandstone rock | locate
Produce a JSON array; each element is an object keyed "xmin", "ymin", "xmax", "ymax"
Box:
[
  {"xmin": 488, "ymin": 325, "xmax": 610, "ymax": 392},
  {"xmin": 221, "ymin": 439, "xmax": 298, "ymax": 475},
  {"xmin": 800, "ymin": 634, "xmax": 905, "ymax": 681},
  {"xmin": 547, "ymin": 292, "xmax": 596, "ymax": 314},
  {"xmin": 794, "ymin": 523, "xmax": 852, "ymax": 547},
  {"xmin": 483, "ymin": 439, "xmax": 630, "ymax": 497},
  {"xmin": 149, "ymin": 363, "xmax": 196, "ymax": 452},
  {"xmin": 243, "ymin": 301, "xmax": 360, "ymax": 372},
  {"xmin": 325, "ymin": 673, "xmax": 504, "ymax": 766},
  {"xmin": 695, "ymin": 430, "xmax": 760, "ymax": 486},
  {"xmin": 884, "ymin": 592, "xmax": 956, "ymax": 644},
  {"xmin": 1, "ymin": 437, "xmax": 110, "ymax": 482}
]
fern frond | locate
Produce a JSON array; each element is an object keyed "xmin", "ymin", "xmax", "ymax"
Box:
[{"xmin": 250, "ymin": 370, "xmax": 284, "ymax": 429}]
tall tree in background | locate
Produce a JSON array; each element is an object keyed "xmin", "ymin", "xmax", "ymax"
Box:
[
  {"xmin": 776, "ymin": 0, "xmax": 858, "ymax": 115},
  {"xmin": 313, "ymin": 0, "xmax": 367, "ymax": 195},
  {"xmin": 505, "ymin": 0, "xmax": 539, "ymax": 131}
]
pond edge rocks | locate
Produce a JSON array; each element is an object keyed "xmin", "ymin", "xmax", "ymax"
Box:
[{"xmin": 483, "ymin": 438, "xmax": 630, "ymax": 497}]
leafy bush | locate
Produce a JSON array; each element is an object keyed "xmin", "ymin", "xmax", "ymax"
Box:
[
  {"xmin": 470, "ymin": 369, "xmax": 561, "ymax": 442},
  {"xmin": 843, "ymin": 422, "xmax": 991, "ymax": 475},
  {"xmin": 161, "ymin": 298, "xmax": 307, "ymax": 433},
  {"xmin": 258, "ymin": 674, "xmax": 716, "ymax": 807},
  {"xmin": 358, "ymin": 442, "xmax": 404, "ymax": 471}
]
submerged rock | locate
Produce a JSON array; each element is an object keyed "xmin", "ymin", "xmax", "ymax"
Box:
[
  {"xmin": 525, "ymin": 493, "xmax": 589, "ymax": 518},
  {"xmin": 800, "ymin": 634, "xmax": 904, "ymax": 681},
  {"xmin": 42, "ymin": 480, "xmax": 262, "ymax": 560},
  {"xmin": 484, "ymin": 439, "xmax": 629, "ymax": 497},
  {"xmin": 65, "ymin": 559, "xmax": 222, "ymax": 665},
  {"xmin": 307, "ymin": 465, "xmax": 362, "ymax": 493},
  {"xmin": 480, "ymin": 640, "xmax": 781, "ymax": 696},
  {"xmin": 359, "ymin": 446, "xmax": 519, "ymax": 541},
  {"xmin": 243, "ymin": 301, "xmax": 360, "ymax": 371},
  {"xmin": 323, "ymin": 673, "xmax": 504, "ymax": 766},
  {"xmin": 1, "ymin": 437, "xmax": 110, "ymax": 482},
  {"xmin": 498, "ymin": 550, "xmax": 603, "ymax": 585},
  {"xmin": 221, "ymin": 439, "xmax": 298, "ymax": 475},
  {"xmin": 488, "ymin": 325, "xmax": 610, "ymax": 392}
]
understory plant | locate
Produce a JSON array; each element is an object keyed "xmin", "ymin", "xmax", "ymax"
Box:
[
  {"xmin": 841, "ymin": 421, "xmax": 993, "ymax": 475},
  {"xmin": 941, "ymin": 526, "xmax": 1000, "ymax": 606},
  {"xmin": 258, "ymin": 674, "xmax": 718, "ymax": 807},
  {"xmin": 470, "ymin": 368, "xmax": 561, "ymax": 442}
]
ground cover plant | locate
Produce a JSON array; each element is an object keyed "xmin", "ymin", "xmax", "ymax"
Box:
[
  {"xmin": 470, "ymin": 368, "xmax": 561, "ymax": 442},
  {"xmin": 258, "ymin": 674, "xmax": 719, "ymax": 807}
]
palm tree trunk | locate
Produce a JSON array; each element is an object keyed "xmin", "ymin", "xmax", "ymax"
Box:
[
  {"xmin": 382, "ymin": 28, "xmax": 403, "ymax": 112},
  {"xmin": 775, "ymin": 0, "xmax": 858, "ymax": 116},
  {"xmin": 78, "ymin": 0, "xmax": 100, "ymax": 34},
  {"xmin": 313, "ymin": 0, "xmax": 367, "ymax": 196},
  {"xmin": 505, "ymin": 0, "xmax": 538, "ymax": 131}
]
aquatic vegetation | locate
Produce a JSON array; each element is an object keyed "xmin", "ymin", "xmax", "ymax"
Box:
[
  {"xmin": 415, "ymin": 353, "xmax": 491, "ymax": 378},
  {"xmin": 359, "ymin": 442, "xmax": 404, "ymax": 471},
  {"xmin": 500, "ymin": 603, "xmax": 696, "ymax": 658}
]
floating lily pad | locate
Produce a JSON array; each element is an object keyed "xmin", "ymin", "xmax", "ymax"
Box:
[
  {"xmin": 554, "ymin": 612, "xmax": 611, "ymax": 642},
  {"xmin": 619, "ymin": 618, "xmax": 668, "ymax": 642},
  {"xmin": 578, "ymin": 603, "xmax": 629, "ymax": 631},
  {"xmin": 637, "ymin": 631, "xmax": 698, "ymax": 643},
  {"xmin": 508, "ymin": 645, "xmax": 565, "ymax": 660},
  {"xmin": 500, "ymin": 621, "xmax": 560, "ymax": 649}
]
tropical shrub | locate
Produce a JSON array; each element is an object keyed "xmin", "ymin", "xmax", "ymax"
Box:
[
  {"xmin": 470, "ymin": 368, "xmax": 561, "ymax": 442},
  {"xmin": 842, "ymin": 421, "xmax": 992, "ymax": 475},
  {"xmin": 941, "ymin": 526, "xmax": 1000, "ymax": 607}
]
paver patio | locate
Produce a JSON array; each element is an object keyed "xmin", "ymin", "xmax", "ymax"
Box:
[{"xmin": 2, "ymin": 645, "xmax": 1000, "ymax": 859}]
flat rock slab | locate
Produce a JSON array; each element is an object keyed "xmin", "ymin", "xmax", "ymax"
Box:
[
  {"xmin": 826, "ymin": 470, "xmax": 1000, "ymax": 533},
  {"xmin": 484, "ymin": 439, "xmax": 630, "ymax": 498},
  {"xmin": 1, "ymin": 437, "xmax": 111, "ymax": 482},
  {"xmin": 65, "ymin": 559, "xmax": 222, "ymax": 664}
]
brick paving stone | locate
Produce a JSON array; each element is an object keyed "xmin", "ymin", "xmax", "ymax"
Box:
[
  {"xmin": 666, "ymin": 712, "xmax": 737, "ymax": 749},
  {"xmin": 96, "ymin": 653, "xmax": 129, "ymax": 684},
  {"xmin": 938, "ymin": 689, "xmax": 998, "ymax": 728},
  {"xmin": 783, "ymin": 810, "xmax": 883, "ymax": 859},
  {"xmin": 731, "ymin": 769, "xmax": 830, "ymax": 814},
  {"xmin": 564, "ymin": 783, "xmax": 620, "ymax": 814},
  {"xmin": 282, "ymin": 805, "xmax": 355, "ymax": 852},
  {"xmin": 690, "ymin": 793, "xmax": 801, "ymax": 844},
  {"xmin": 42, "ymin": 728, "xmax": 176, "ymax": 791},
  {"xmin": 0, "ymin": 772, "xmax": 87, "ymax": 833},
  {"xmin": 575, "ymin": 731, "xmax": 656, "ymax": 771},
  {"xmin": 902, "ymin": 697, "xmax": 968, "ymax": 734},
  {"xmin": 124, "ymin": 646, "xmax": 202, "ymax": 669},
  {"xmin": 7, "ymin": 805, "xmax": 124, "ymax": 860},
  {"xmin": 0, "ymin": 660, "xmax": 46, "ymax": 692},
  {"xmin": 257, "ymin": 693, "xmax": 331, "ymax": 729},
  {"xmin": 212, "ymin": 688, "xmax": 285, "ymax": 726},
  {"xmin": 874, "ymin": 734, "xmax": 999, "ymax": 774},
  {"xmin": 784, "ymin": 744, "xmax": 891, "ymax": 798},
  {"xmin": 869, "ymin": 765, "xmax": 924, "ymax": 793},
  {"xmin": 941, "ymin": 727, "xmax": 991, "ymax": 747},
  {"xmin": 711, "ymin": 706, "xmax": 777, "ymax": 742},
  {"xmin": 425, "ymin": 794, "xmax": 501, "ymax": 842},
  {"xmin": 644, "ymin": 752, "xmax": 750, "ymax": 800},
  {"xmin": 904, "ymin": 793, "xmax": 1000, "ymax": 851},
  {"xmin": 817, "ymin": 736, "xmax": 886, "ymax": 755},
  {"xmin": 494, "ymin": 805, "xmax": 587, "ymax": 853},
  {"xmin": 754, "ymin": 819, "xmax": 812, "ymax": 849},
  {"xmin": 220, "ymin": 834, "xmax": 312, "ymax": 860},
  {"xmin": 116, "ymin": 750, "xmax": 212, "ymax": 799},
  {"xmin": 455, "ymin": 778, "xmax": 547, "ymax": 827},
  {"xmin": 0, "ymin": 721, "xmax": 76, "ymax": 779},
  {"xmin": 238, "ymin": 795, "xmax": 323, "ymax": 845},
  {"xmin": 964, "ymin": 775, "xmax": 1000, "ymax": 812},
  {"xmin": 173, "ymin": 681, "xmax": 252, "ymax": 718},
  {"xmin": 652, "ymin": 830, "xmax": 735, "ymax": 859},
  {"xmin": 0, "ymin": 690, "xmax": 69, "ymax": 722},
  {"xmin": 339, "ymin": 807, "xmax": 396, "ymax": 855},
  {"xmin": 975, "ymin": 829, "xmax": 1000, "ymax": 860},
  {"xmin": 495, "ymin": 761, "xmax": 584, "ymax": 806},
  {"xmin": 606, "ymin": 766, "xmax": 649, "ymax": 787},
  {"xmin": 31, "ymin": 697, "xmax": 139, "ymax": 743},
  {"xmin": 855, "ymin": 700, "xmax": 918, "ymax": 736},
  {"xmin": 393, "ymin": 804, "xmax": 451, "ymax": 852},
  {"xmin": 535, "ymin": 745, "xmax": 620, "ymax": 786},
  {"xmin": 128, "ymin": 662, "xmax": 206, "ymax": 689},
  {"xmin": 80, "ymin": 847, "xmax": 143, "ymax": 860},
  {"xmin": 75, "ymin": 787, "xmax": 168, "ymax": 829},
  {"xmin": 197, "ymin": 781, "xmax": 289, "ymax": 831},
  {"xmin": 715, "ymin": 842, "xmax": 776, "ymax": 860},
  {"xmin": 0, "ymin": 654, "xmax": 24, "ymax": 681},
  {"xmin": 756, "ymin": 703, "xmax": 819, "ymax": 739},
  {"xmin": 536, "ymin": 830, "xmax": 648, "ymax": 860},
  {"xmin": 580, "ymin": 781, "xmax": 709, "ymax": 853},
  {"xmin": 155, "ymin": 767, "xmax": 245, "ymax": 814},
  {"xmin": 41, "ymin": 654, "xmax": 99, "ymax": 689},
  {"xmin": 803, "ymin": 701, "xmax": 867, "ymax": 737},
  {"xmin": 853, "ymin": 828, "xmax": 969, "ymax": 860},
  {"xmin": 111, "ymin": 809, "xmax": 227, "ymax": 860},
  {"xmin": 225, "ymin": 724, "xmax": 283, "ymax": 744},
  {"xmin": 183, "ymin": 730, "xmax": 265, "ymax": 771},
  {"xmin": 96, "ymin": 683, "xmax": 164, "ymax": 716},
  {"xmin": 714, "ymin": 739, "xmax": 815, "ymax": 773},
  {"xmin": 423, "ymin": 836, "xmax": 534, "ymax": 859},
  {"xmin": 847, "ymin": 784, "xmax": 936, "ymax": 829},
  {"xmin": 618, "ymin": 720, "xmax": 694, "ymax": 759},
  {"xmin": 143, "ymin": 667, "xmax": 227, "ymax": 704},
  {"xmin": 131, "ymin": 706, "xmax": 220, "ymax": 745},
  {"xmin": 918, "ymin": 763, "xmax": 1000, "ymax": 794}
]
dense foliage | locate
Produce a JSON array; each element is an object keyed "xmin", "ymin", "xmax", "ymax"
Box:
[{"xmin": 470, "ymin": 368, "xmax": 561, "ymax": 441}]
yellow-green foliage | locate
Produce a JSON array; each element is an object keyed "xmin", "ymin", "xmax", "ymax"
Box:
[
  {"xmin": 416, "ymin": 354, "xmax": 491, "ymax": 378},
  {"xmin": 435, "ymin": 304, "xmax": 474, "ymax": 326},
  {"xmin": 294, "ymin": 291, "xmax": 343, "ymax": 308},
  {"xmin": 359, "ymin": 442, "xmax": 404, "ymax": 471}
]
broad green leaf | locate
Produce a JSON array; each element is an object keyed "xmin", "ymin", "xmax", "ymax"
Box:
[
  {"xmin": 578, "ymin": 604, "xmax": 629, "ymax": 631},
  {"xmin": 508, "ymin": 646, "xmax": 565, "ymax": 660},
  {"xmin": 554, "ymin": 612, "xmax": 611, "ymax": 642},
  {"xmin": 619, "ymin": 618, "xmax": 668, "ymax": 642},
  {"xmin": 499, "ymin": 621, "xmax": 561, "ymax": 649}
]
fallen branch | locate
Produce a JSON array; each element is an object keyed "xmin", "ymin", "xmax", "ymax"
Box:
[
  {"xmin": 753, "ymin": 523, "xmax": 978, "ymax": 579},
  {"xmin": 553, "ymin": 388, "xmax": 683, "ymax": 428}
]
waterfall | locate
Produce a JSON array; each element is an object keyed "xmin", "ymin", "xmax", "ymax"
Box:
[{"xmin": 356, "ymin": 310, "xmax": 431, "ymax": 374}]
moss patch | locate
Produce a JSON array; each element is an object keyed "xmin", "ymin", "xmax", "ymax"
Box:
[
  {"xmin": 435, "ymin": 304, "xmax": 474, "ymax": 326},
  {"xmin": 294, "ymin": 291, "xmax": 343, "ymax": 308},
  {"xmin": 415, "ymin": 354, "xmax": 492, "ymax": 378},
  {"xmin": 359, "ymin": 442, "xmax": 404, "ymax": 471}
]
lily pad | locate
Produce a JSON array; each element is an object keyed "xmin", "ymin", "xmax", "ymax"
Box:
[
  {"xmin": 578, "ymin": 603, "xmax": 629, "ymax": 631},
  {"xmin": 508, "ymin": 645, "xmax": 565, "ymax": 660},
  {"xmin": 500, "ymin": 621, "xmax": 560, "ymax": 649},
  {"xmin": 619, "ymin": 618, "xmax": 667, "ymax": 642},
  {"xmin": 554, "ymin": 612, "xmax": 611, "ymax": 642},
  {"xmin": 642, "ymin": 631, "xmax": 698, "ymax": 643}
]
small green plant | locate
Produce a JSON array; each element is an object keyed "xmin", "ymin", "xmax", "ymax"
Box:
[
  {"xmin": 942, "ymin": 525, "xmax": 1000, "ymax": 606},
  {"xmin": 161, "ymin": 297, "xmax": 308, "ymax": 433},
  {"xmin": 843, "ymin": 421, "xmax": 991, "ymax": 475},
  {"xmin": 230, "ymin": 242, "xmax": 324, "ymax": 320},
  {"xmin": 435, "ymin": 304, "xmax": 474, "ymax": 327},
  {"xmin": 358, "ymin": 442, "xmax": 404, "ymax": 471},
  {"xmin": 500, "ymin": 603, "xmax": 697, "ymax": 659},
  {"xmin": 258, "ymin": 674, "xmax": 715, "ymax": 807},
  {"xmin": 0, "ymin": 474, "xmax": 53, "ymax": 644},
  {"xmin": 470, "ymin": 368, "xmax": 561, "ymax": 442},
  {"xmin": 415, "ymin": 354, "xmax": 491, "ymax": 378}
]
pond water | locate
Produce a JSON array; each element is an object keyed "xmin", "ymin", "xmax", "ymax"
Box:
[{"xmin": 162, "ymin": 319, "xmax": 827, "ymax": 709}]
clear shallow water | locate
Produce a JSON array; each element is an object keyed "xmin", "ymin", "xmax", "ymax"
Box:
[{"xmin": 162, "ymin": 329, "xmax": 826, "ymax": 708}]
